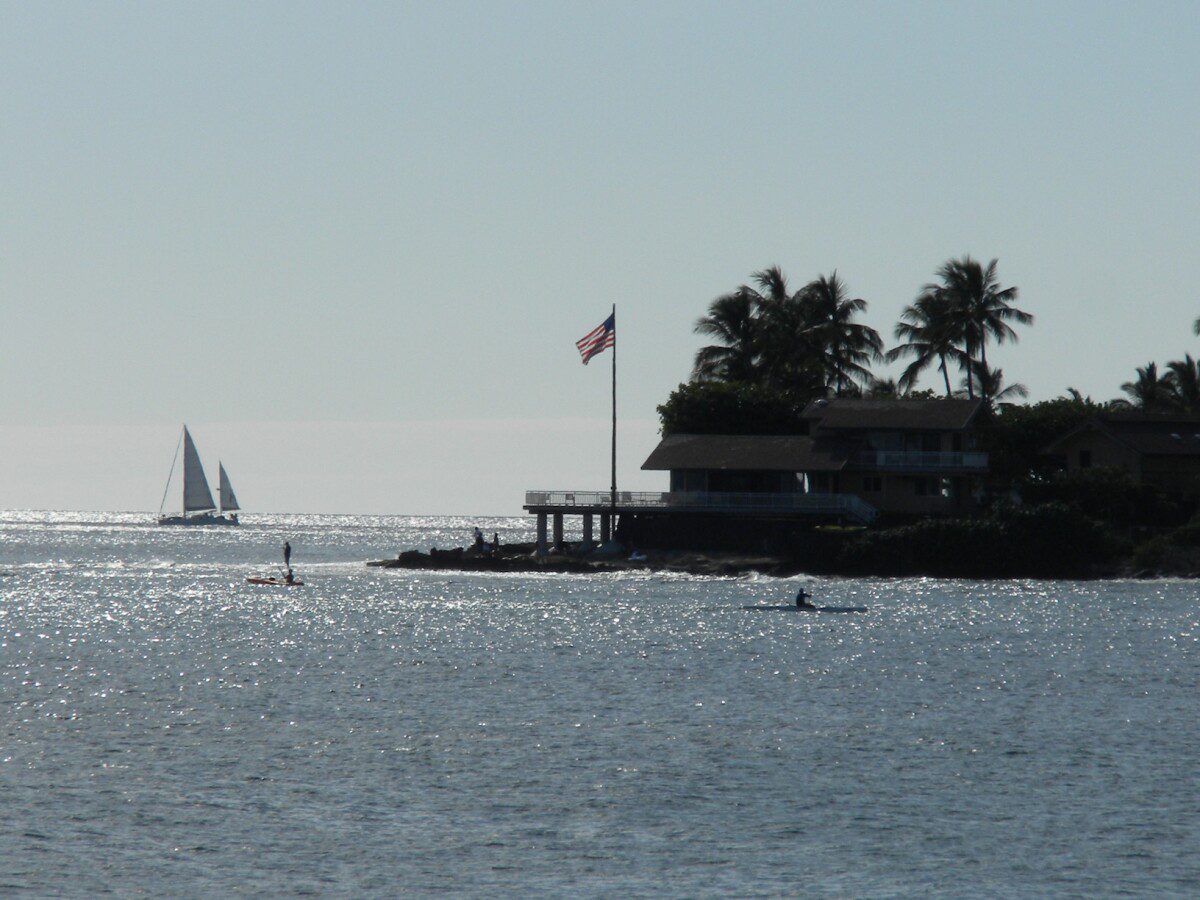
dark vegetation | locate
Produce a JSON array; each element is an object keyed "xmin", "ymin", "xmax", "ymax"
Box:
[
  {"xmin": 1129, "ymin": 515, "xmax": 1200, "ymax": 573},
  {"xmin": 814, "ymin": 503, "xmax": 1125, "ymax": 579},
  {"xmin": 656, "ymin": 381, "xmax": 806, "ymax": 436},
  {"xmin": 1020, "ymin": 468, "xmax": 1190, "ymax": 530},
  {"xmin": 659, "ymin": 255, "xmax": 1032, "ymax": 434},
  {"xmin": 977, "ymin": 397, "xmax": 1098, "ymax": 484},
  {"xmin": 653, "ymin": 255, "xmax": 1200, "ymax": 576}
]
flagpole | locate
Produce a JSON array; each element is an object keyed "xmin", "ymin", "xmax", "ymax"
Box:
[{"xmin": 610, "ymin": 303, "xmax": 617, "ymax": 512}]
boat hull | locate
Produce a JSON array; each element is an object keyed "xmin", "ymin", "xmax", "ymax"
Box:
[{"xmin": 157, "ymin": 513, "xmax": 240, "ymax": 527}]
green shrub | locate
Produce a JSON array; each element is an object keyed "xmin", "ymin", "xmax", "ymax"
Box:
[
  {"xmin": 824, "ymin": 502, "xmax": 1123, "ymax": 578},
  {"xmin": 981, "ymin": 398, "xmax": 1100, "ymax": 484},
  {"xmin": 1021, "ymin": 467, "xmax": 1191, "ymax": 528},
  {"xmin": 1129, "ymin": 514, "xmax": 1200, "ymax": 572},
  {"xmin": 657, "ymin": 380, "xmax": 807, "ymax": 435},
  {"xmin": 1130, "ymin": 536, "xmax": 1169, "ymax": 571}
]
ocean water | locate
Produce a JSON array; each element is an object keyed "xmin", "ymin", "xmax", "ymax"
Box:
[{"xmin": 2, "ymin": 511, "xmax": 1198, "ymax": 897}]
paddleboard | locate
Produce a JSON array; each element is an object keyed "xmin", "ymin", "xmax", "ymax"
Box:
[{"xmin": 247, "ymin": 576, "xmax": 304, "ymax": 586}]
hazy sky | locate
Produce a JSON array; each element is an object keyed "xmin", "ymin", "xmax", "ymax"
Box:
[{"xmin": 3, "ymin": 1, "xmax": 1199, "ymax": 513}]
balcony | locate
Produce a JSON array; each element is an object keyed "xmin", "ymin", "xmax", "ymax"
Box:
[
  {"xmin": 852, "ymin": 450, "xmax": 988, "ymax": 471},
  {"xmin": 523, "ymin": 490, "xmax": 876, "ymax": 524}
]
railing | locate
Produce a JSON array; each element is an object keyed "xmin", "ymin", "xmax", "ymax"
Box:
[
  {"xmin": 523, "ymin": 490, "xmax": 876, "ymax": 524},
  {"xmin": 853, "ymin": 450, "xmax": 988, "ymax": 470}
]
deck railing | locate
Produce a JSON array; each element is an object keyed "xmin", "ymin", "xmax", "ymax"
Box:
[
  {"xmin": 853, "ymin": 450, "xmax": 988, "ymax": 470},
  {"xmin": 523, "ymin": 490, "xmax": 876, "ymax": 524}
]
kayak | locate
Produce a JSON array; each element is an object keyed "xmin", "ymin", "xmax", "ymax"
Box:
[
  {"xmin": 247, "ymin": 576, "xmax": 305, "ymax": 586},
  {"xmin": 743, "ymin": 605, "xmax": 867, "ymax": 613}
]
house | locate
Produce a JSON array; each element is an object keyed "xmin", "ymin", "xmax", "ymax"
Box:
[
  {"xmin": 640, "ymin": 397, "xmax": 990, "ymax": 519},
  {"xmin": 1043, "ymin": 412, "xmax": 1200, "ymax": 495},
  {"xmin": 521, "ymin": 397, "xmax": 993, "ymax": 554}
]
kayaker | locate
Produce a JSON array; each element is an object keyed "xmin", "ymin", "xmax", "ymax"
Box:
[{"xmin": 796, "ymin": 588, "xmax": 815, "ymax": 609}]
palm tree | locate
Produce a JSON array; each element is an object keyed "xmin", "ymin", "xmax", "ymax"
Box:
[
  {"xmin": 867, "ymin": 377, "xmax": 899, "ymax": 397},
  {"xmin": 925, "ymin": 256, "xmax": 1031, "ymax": 385},
  {"xmin": 692, "ymin": 286, "xmax": 761, "ymax": 383},
  {"xmin": 693, "ymin": 266, "xmax": 811, "ymax": 388},
  {"xmin": 1067, "ymin": 387, "xmax": 1136, "ymax": 411},
  {"xmin": 752, "ymin": 265, "xmax": 793, "ymax": 308},
  {"xmin": 691, "ymin": 266, "xmax": 881, "ymax": 401},
  {"xmin": 964, "ymin": 360, "xmax": 1028, "ymax": 405},
  {"xmin": 739, "ymin": 266, "xmax": 830, "ymax": 399},
  {"xmin": 1166, "ymin": 354, "xmax": 1200, "ymax": 412},
  {"xmin": 1120, "ymin": 362, "xmax": 1175, "ymax": 410},
  {"xmin": 799, "ymin": 272, "xmax": 882, "ymax": 395},
  {"xmin": 887, "ymin": 289, "xmax": 968, "ymax": 397}
]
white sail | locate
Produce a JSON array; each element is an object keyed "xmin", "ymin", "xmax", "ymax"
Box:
[
  {"xmin": 182, "ymin": 426, "xmax": 216, "ymax": 512},
  {"xmin": 218, "ymin": 463, "xmax": 240, "ymax": 512}
]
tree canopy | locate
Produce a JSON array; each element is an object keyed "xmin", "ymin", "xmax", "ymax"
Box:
[
  {"xmin": 690, "ymin": 267, "xmax": 881, "ymax": 402},
  {"xmin": 657, "ymin": 380, "xmax": 806, "ymax": 436}
]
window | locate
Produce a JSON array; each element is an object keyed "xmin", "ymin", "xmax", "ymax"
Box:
[
  {"xmin": 672, "ymin": 470, "xmax": 707, "ymax": 492},
  {"xmin": 1079, "ymin": 450, "xmax": 1092, "ymax": 469},
  {"xmin": 914, "ymin": 477, "xmax": 941, "ymax": 497}
]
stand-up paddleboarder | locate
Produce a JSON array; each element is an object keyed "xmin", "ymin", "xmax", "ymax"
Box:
[{"xmin": 283, "ymin": 541, "xmax": 292, "ymax": 572}]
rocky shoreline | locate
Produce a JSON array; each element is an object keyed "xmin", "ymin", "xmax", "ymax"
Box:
[
  {"xmin": 366, "ymin": 539, "xmax": 1195, "ymax": 580},
  {"xmin": 367, "ymin": 542, "xmax": 798, "ymax": 577}
]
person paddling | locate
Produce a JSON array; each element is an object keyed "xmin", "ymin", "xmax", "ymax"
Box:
[
  {"xmin": 283, "ymin": 541, "xmax": 292, "ymax": 569},
  {"xmin": 796, "ymin": 588, "xmax": 815, "ymax": 609}
]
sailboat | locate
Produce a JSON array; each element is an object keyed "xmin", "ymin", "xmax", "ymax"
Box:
[
  {"xmin": 157, "ymin": 425, "xmax": 241, "ymax": 526},
  {"xmin": 218, "ymin": 462, "xmax": 240, "ymax": 521}
]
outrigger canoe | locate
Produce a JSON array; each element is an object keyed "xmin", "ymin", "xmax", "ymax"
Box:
[
  {"xmin": 742, "ymin": 605, "xmax": 867, "ymax": 613},
  {"xmin": 247, "ymin": 576, "xmax": 304, "ymax": 586}
]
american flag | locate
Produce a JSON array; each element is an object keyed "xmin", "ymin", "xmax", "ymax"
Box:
[{"xmin": 576, "ymin": 312, "xmax": 615, "ymax": 364}]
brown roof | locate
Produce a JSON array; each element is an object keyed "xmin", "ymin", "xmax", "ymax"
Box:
[
  {"xmin": 641, "ymin": 433, "xmax": 851, "ymax": 472},
  {"xmin": 1045, "ymin": 414, "xmax": 1200, "ymax": 457},
  {"xmin": 1101, "ymin": 411, "xmax": 1200, "ymax": 428},
  {"xmin": 802, "ymin": 397, "xmax": 985, "ymax": 431}
]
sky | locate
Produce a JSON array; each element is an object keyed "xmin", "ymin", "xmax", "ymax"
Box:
[{"xmin": 3, "ymin": 1, "xmax": 1199, "ymax": 514}]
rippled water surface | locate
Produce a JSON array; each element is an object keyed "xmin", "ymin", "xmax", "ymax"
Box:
[{"xmin": 2, "ymin": 511, "xmax": 1198, "ymax": 896}]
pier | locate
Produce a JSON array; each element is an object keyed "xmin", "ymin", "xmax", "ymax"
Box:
[{"xmin": 523, "ymin": 489, "xmax": 876, "ymax": 554}]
